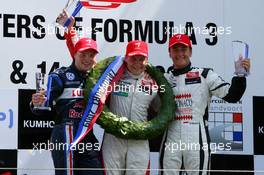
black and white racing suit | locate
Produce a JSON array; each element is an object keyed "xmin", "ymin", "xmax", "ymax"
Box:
[
  {"xmin": 160, "ymin": 63, "xmax": 246, "ymax": 175},
  {"xmin": 102, "ymin": 70, "xmax": 158, "ymax": 175},
  {"xmin": 31, "ymin": 63, "xmax": 103, "ymax": 175}
]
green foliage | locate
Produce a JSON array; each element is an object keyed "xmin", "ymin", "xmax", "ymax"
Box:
[{"xmin": 86, "ymin": 56, "xmax": 176, "ymax": 139}]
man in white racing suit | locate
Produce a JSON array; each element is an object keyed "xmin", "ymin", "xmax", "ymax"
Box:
[
  {"xmin": 102, "ymin": 40, "xmax": 158, "ymax": 175},
  {"xmin": 160, "ymin": 34, "xmax": 251, "ymax": 175}
]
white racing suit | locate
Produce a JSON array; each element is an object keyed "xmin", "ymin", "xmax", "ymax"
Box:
[
  {"xmin": 102, "ymin": 70, "xmax": 158, "ymax": 175},
  {"xmin": 160, "ymin": 64, "xmax": 246, "ymax": 175}
]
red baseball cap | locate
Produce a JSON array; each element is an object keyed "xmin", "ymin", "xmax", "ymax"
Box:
[
  {"xmin": 168, "ymin": 34, "xmax": 192, "ymax": 49},
  {"xmin": 125, "ymin": 40, "xmax": 148, "ymax": 58},
  {"xmin": 74, "ymin": 38, "xmax": 98, "ymax": 54}
]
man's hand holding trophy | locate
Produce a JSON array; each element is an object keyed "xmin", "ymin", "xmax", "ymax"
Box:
[{"xmin": 32, "ymin": 72, "xmax": 51, "ymax": 111}]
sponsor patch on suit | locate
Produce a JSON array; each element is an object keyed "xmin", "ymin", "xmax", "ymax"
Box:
[
  {"xmin": 185, "ymin": 71, "xmax": 201, "ymax": 85},
  {"xmin": 185, "ymin": 77, "xmax": 201, "ymax": 85}
]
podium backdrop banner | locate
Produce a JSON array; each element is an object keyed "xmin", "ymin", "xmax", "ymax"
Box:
[{"xmin": 0, "ymin": 0, "xmax": 263, "ymax": 174}]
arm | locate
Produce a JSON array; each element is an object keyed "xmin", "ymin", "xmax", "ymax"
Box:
[
  {"xmin": 206, "ymin": 58, "xmax": 250, "ymax": 103},
  {"xmin": 222, "ymin": 76, "xmax": 246, "ymax": 103},
  {"xmin": 205, "ymin": 69, "xmax": 246, "ymax": 103},
  {"xmin": 64, "ymin": 25, "xmax": 78, "ymax": 59},
  {"xmin": 56, "ymin": 10, "xmax": 79, "ymax": 59}
]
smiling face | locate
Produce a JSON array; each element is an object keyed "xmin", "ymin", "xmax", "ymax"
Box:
[
  {"xmin": 74, "ymin": 49, "xmax": 97, "ymax": 72},
  {"xmin": 169, "ymin": 44, "xmax": 192, "ymax": 69},
  {"xmin": 125, "ymin": 55, "xmax": 147, "ymax": 76}
]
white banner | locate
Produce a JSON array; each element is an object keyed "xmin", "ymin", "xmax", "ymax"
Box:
[{"xmin": 0, "ymin": 0, "xmax": 263, "ymax": 174}]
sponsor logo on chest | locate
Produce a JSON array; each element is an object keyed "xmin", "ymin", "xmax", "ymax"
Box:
[
  {"xmin": 175, "ymin": 93, "xmax": 193, "ymax": 120},
  {"xmin": 185, "ymin": 71, "xmax": 201, "ymax": 85},
  {"xmin": 72, "ymin": 88, "xmax": 84, "ymax": 97}
]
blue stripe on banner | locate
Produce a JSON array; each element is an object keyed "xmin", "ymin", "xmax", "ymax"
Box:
[
  {"xmin": 71, "ymin": 56, "xmax": 123, "ymax": 148},
  {"xmin": 72, "ymin": 1, "xmax": 83, "ymax": 17}
]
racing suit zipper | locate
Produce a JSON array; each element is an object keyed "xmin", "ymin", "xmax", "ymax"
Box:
[{"xmin": 128, "ymin": 79, "xmax": 137, "ymax": 120}]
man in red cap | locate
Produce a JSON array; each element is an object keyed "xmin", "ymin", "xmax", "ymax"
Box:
[
  {"xmin": 101, "ymin": 39, "xmax": 159, "ymax": 175},
  {"xmin": 56, "ymin": 11, "xmax": 158, "ymax": 175},
  {"xmin": 160, "ymin": 34, "xmax": 250, "ymax": 175},
  {"xmin": 30, "ymin": 16, "xmax": 103, "ymax": 175}
]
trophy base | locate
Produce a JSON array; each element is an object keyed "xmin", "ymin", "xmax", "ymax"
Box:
[{"xmin": 33, "ymin": 106, "xmax": 51, "ymax": 111}]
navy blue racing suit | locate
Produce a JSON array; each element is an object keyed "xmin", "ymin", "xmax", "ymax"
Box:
[{"xmin": 32, "ymin": 62, "xmax": 104, "ymax": 175}]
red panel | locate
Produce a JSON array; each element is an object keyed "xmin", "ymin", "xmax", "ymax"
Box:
[{"xmin": 233, "ymin": 113, "xmax": 243, "ymax": 123}]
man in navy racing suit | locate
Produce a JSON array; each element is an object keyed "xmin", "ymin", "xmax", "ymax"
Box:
[{"xmin": 31, "ymin": 36, "xmax": 104, "ymax": 175}]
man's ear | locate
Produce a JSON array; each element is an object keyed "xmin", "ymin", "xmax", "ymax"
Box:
[{"xmin": 189, "ymin": 47, "xmax": 192, "ymax": 57}]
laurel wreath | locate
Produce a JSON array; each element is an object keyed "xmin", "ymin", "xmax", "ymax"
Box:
[{"xmin": 85, "ymin": 56, "xmax": 176, "ymax": 139}]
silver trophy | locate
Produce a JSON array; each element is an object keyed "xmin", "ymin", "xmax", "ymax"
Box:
[
  {"xmin": 54, "ymin": 0, "xmax": 82, "ymax": 28},
  {"xmin": 33, "ymin": 72, "xmax": 51, "ymax": 111},
  {"xmin": 232, "ymin": 40, "xmax": 250, "ymax": 77}
]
